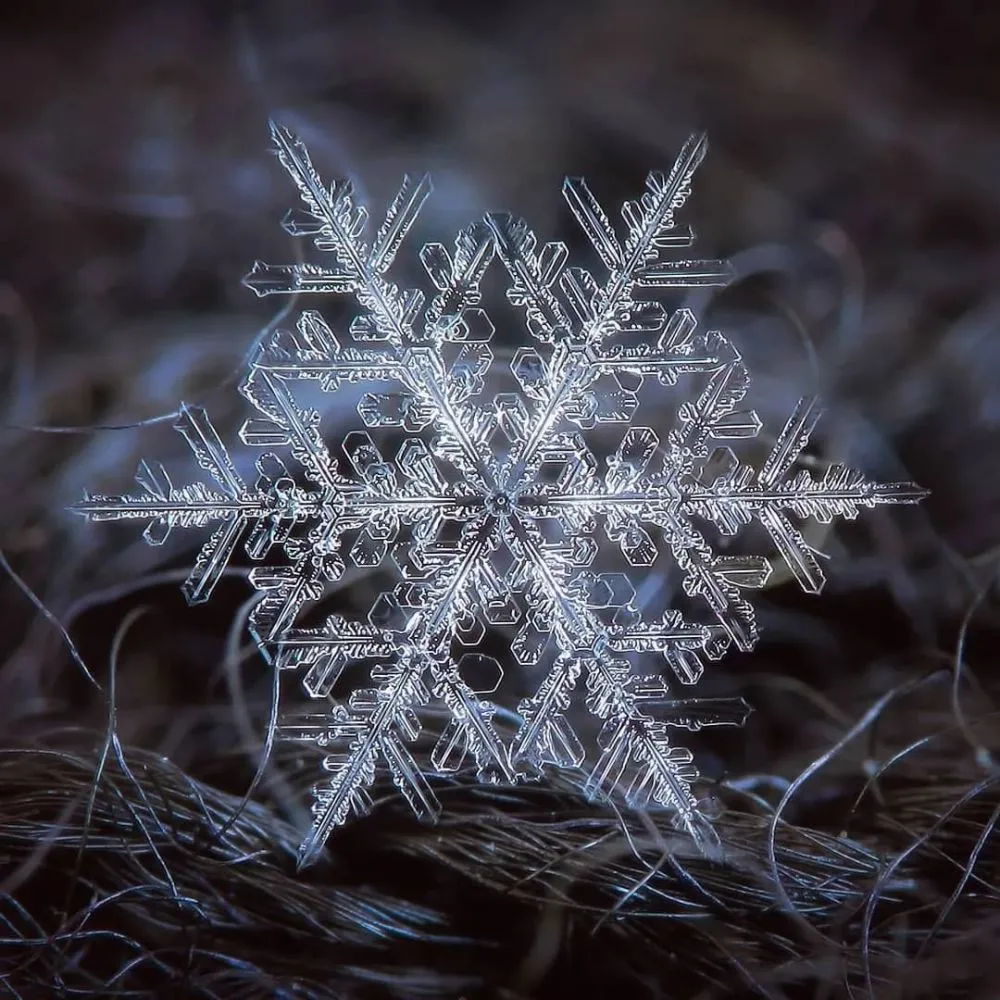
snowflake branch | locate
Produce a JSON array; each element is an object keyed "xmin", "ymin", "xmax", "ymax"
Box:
[
  {"xmin": 505, "ymin": 516, "xmax": 718, "ymax": 844},
  {"xmin": 251, "ymin": 122, "xmax": 497, "ymax": 491}
]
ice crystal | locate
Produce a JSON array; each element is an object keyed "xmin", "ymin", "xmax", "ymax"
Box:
[{"xmin": 73, "ymin": 123, "xmax": 927, "ymax": 867}]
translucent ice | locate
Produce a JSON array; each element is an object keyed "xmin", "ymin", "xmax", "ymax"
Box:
[{"xmin": 74, "ymin": 123, "xmax": 927, "ymax": 867}]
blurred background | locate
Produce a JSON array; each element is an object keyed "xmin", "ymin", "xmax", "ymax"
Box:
[{"xmin": 1, "ymin": 2, "xmax": 999, "ymax": 997}]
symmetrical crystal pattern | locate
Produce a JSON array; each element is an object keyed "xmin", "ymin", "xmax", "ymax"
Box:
[{"xmin": 73, "ymin": 123, "xmax": 927, "ymax": 867}]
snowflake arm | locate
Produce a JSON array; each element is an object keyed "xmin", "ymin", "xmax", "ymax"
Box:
[
  {"xmin": 244, "ymin": 123, "xmax": 431, "ymax": 347},
  {"xmin": 245, "ymin": 122, "xmax": 497, "ymax": 491},
  {"xmin": 72, "ymin": 404, "xmax": 273, "ymax": 605},
  {"xmin": 501, "ymin": 515, "xmax": 745, "ymax": 849},
  {"xmin": 286, "ymin": 514, "xmax": 516, "ymax": 868},
  {"xmin": 492, "ymin": 137, "xmax": 734, "ymax": 495},
  {"xmin": 289, "ymin": 654, "xmax": 436, "ymax": 870}
]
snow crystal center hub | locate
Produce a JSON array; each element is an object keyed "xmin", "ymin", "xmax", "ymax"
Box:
[{"xmin": 485, "ymin": 491, "xmax": 515, "ymax": 517}]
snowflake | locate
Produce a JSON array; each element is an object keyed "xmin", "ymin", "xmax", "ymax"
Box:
[{"xmin": 73, "ymin": 123, "xmax": 927, "ymax": 867}]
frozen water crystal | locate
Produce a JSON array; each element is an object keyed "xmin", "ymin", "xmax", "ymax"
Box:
[{"xmin": 73, "ymin": 123, "xmax": 927, "ymax": 867}]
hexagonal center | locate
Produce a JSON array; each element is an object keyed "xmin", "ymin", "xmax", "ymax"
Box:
[{"xmin": 484, "ymin": 491, "xmax": 514, "ymax": 517}]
